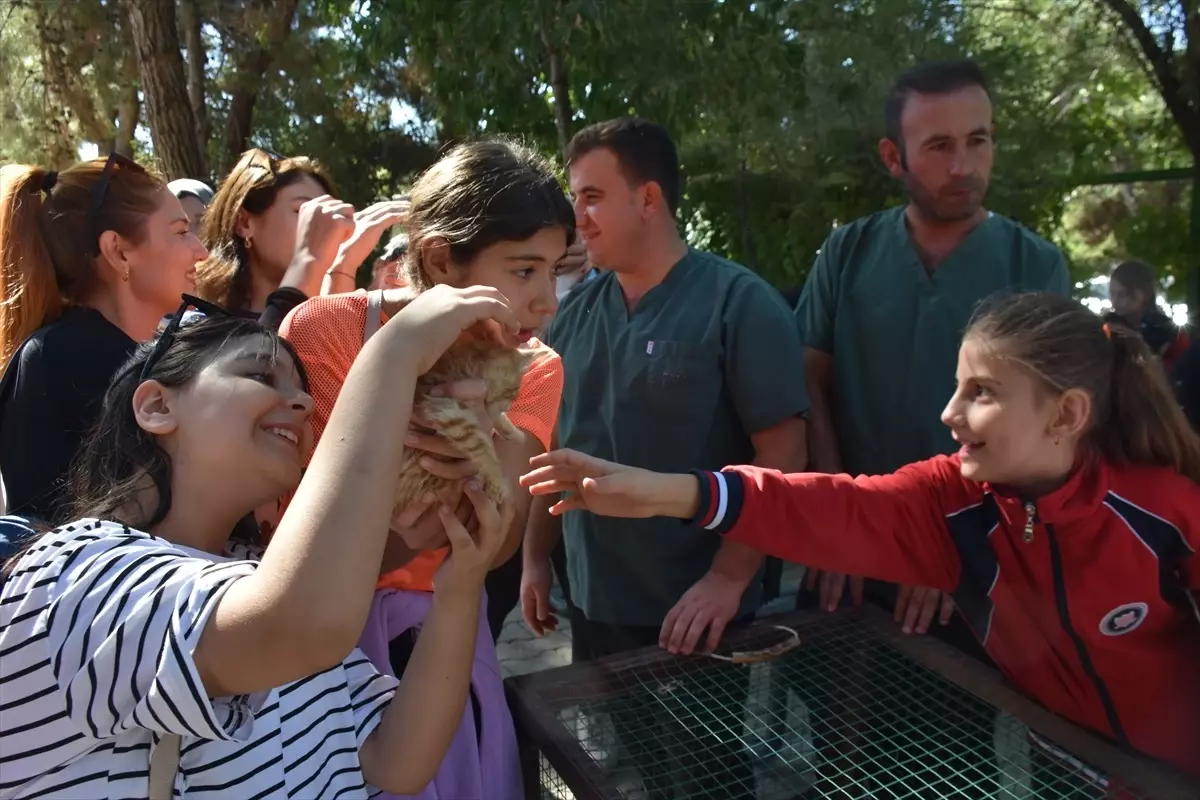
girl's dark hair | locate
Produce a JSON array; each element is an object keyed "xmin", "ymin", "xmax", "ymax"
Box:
[
  {"xmin": 966, "ymin": 292, "xmax": 1200, "ymax": 483},
  {"xmin": 403, "ymin": 139, "xmax": 575, "ymax": 290},
  {"xmin": 64, "ymin": 315, "xmax": 309, "ymax": 535},
  {"xmin": 1110, "ymin": 259, "xmax": 1158, "ymax": 307},
  {"xmin": 195, "ymin": 148, "xmax": 336, "ymax": 311}
]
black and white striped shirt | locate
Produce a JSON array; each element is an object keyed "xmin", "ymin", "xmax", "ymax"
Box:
[{"xmin": 0, "ymin": 520, "xmax": 398, "ymax": 799}]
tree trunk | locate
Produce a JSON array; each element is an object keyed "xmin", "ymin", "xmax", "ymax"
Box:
[
  {"xmin": 221, "ymin": 0, "xmax": 301, "ymax": 168},
  {"xmin": 114, "ymin": 82, "xmax": 140, "ymax": 157},
  {"xmin": 179, "ymin": 0, "xmax": 209, "ymax": 156},
  {"xmin": 34, "ymin": 3, "xmax": 113, "ymax": 151},
  {"xmin": 539, "ymin": 15, "xmax": 573, "ymax": 161},
  {"xmin": 125, "ymin": 0, "xmax": 207, "ymax": 179}
]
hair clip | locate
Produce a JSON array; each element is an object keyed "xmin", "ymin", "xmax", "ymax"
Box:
[{"xmin": 41, "ymin": 171, "xmax": 59, "ymax": 194}]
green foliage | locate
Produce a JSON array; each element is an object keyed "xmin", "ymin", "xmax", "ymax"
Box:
[{"xmin": 0, "ymin": 0, "xmax": 1192, "ymax": 297}]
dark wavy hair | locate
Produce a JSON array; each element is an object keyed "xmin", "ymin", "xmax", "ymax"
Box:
[
  {"xmin": 64, "ymin": 315, "xmax": 309, "ymax": 538},
  {"xmin": 403, "ymin": 139, "xmax": 575, "ymax": 289}
]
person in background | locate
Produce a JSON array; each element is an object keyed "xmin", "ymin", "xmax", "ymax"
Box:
[
  {"xmin": 522, "ymin": 117, "xmax": 808, "ymax": 799},
  {"xmin": 168, "ymin": 177, "xmax": 214, "ymax": 237},
  {"xmin": 552, "ymin": 239, "xmax": 597, "ymax": 302},
  {"xmin": 1105, "ymin": 258, "xmax": 1189, "ymax": 373},
  {"xmin": 195, "ymin": 148, "xmax": 405, "ymax": 321},
  {"xmin": 523, "ymin": 292, "xmax": 1200, "ymax": 779},
  {"xmin": 370, "ymin": 233, "xmax": 409, "ymax": 290},
  {"xmin": 0, "ymin": 155, "xmax": 207, "ymax": 522},
  {"xmin": 0, "ymin": 287, "xmax": 519, "ymax": 798},
  {"xmin": 797, "ymin": 60, "xmax": 1070, "ymax": 650}
]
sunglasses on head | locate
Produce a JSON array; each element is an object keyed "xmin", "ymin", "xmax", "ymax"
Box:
[
  {"xmin": 139, "ymin": 294, "xmax": 231, "ymax": 382},
  {"xmin": 241, "ymin": 146, "xmax": 287, "ymax": 175},
  {"xmin": 88, "ymin": 151, "xmax": 148, "ymax": 256}
]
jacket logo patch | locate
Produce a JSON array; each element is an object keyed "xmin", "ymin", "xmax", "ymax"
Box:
[{"xmin": 1099, "ymin": 602, "xmax": 1148, "ymax": 636}]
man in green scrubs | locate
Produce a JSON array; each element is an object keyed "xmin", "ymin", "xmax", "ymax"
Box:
[
  {"xmin": 522, "ymin": 117, "xmax": 808, "ymax": 798},
  {"xmin": 797, "ymin": 60, "xmax": 1070, "ymax": 641}
]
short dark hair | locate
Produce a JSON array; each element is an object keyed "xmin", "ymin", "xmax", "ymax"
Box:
[
  {"xmin": 884, "ymin": 60, "xmax": 991, "ymax": 146},
  {"xmin": 566, "ymin": 117, "xmax": 682, "ymax": 215},
  {"xmin": 1110, "ymin": 259, "xmax": 1158, "ymax": 304}
]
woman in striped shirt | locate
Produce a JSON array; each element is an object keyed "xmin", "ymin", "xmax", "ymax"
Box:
[{"xmin": 0, "ymin": 284, "xmax": 520, "ymax": 799}]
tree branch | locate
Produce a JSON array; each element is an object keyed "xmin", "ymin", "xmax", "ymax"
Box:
[
  {"xmin": 1097, "ymin": 0, "xmax": 1200, "ymax": 155},
  {"xmin": 220, "ymin": 0, "xmax": 301, "ymax": 168}
]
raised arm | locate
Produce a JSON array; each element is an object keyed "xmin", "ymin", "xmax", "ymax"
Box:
[{"xmin": 195, "ymin": 286, "xmax": 521, "ymax": 697}]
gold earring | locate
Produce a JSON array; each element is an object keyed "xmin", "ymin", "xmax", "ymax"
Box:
[
  {"xmin": 122, "ymin": 269, "xmax": 130, "ymax": 283},
  {"xmin": 245, "ymin": 236, "xmax": 253, "ymax": 251}
]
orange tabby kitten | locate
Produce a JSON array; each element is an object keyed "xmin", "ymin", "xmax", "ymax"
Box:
[{"xmin": 394, "ymin": 338, "xmax": 547, "ymax": 510}]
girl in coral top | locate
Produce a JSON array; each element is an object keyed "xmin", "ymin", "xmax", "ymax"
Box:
[
  {"xmin": 280, "ymin": 139, "xmax": 572, "ymax": 800},
  {"xmin": 523, "ymin": 293, "xmax": 1200, "ymax": 778}
]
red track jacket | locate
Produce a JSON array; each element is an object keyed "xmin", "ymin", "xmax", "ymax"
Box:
[{"xmin": 693, "ymin": 455, "xmax": 1200, "ymax": 775}]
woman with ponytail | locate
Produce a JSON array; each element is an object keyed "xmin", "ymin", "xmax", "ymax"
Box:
[
  {"xmin": 523, "ymin": 292, "xmax": 1200, "ymax": 777},
  {"xmin": 0, "ymin": 156, "xmax": 207, "ymax": 521}
]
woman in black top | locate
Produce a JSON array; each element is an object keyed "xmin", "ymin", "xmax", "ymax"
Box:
[{"xmin": 0, "ymin": 156, "xmax": 208, "ymax": 521}]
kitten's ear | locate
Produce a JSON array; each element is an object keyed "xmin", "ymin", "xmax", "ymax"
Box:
[{"xmin": 515, "ymin": 348, "xmax": 544, "ymax": 373}]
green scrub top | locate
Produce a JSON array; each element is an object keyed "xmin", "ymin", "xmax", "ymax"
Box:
[
  {"xmin": 545, "ymin": 249, "xmax": 809, "ymax": 626},
  {"xmin": 797, "ymin": 206, "xmax": 1070, "ymax": 477}
]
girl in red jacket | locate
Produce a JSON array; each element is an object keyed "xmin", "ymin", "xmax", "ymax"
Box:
[{"xmin": 522, "ymin": 292, "xmax": 1200, "ymax": 776}]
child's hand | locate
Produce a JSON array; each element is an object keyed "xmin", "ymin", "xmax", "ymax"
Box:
[
  {"xmin": 434, "ymin": 480, "xmax": 511, "ymax": 594},
  {"xmin": 386, "ymin": 285, "xmax": 521, "ymax": 375},
  {"xmin": 520, "ymin": 449, "xmax": 697, "ymax": 519}
]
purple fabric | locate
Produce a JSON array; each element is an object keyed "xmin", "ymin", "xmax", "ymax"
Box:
[{"xmin": 357, "ymin": 589, "xmax": 524, "ymax": 800}]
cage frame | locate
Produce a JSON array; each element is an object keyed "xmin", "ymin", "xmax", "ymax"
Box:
[{"xmin": 504, "ymin": 605, "xmax": 1199, "ymax": 800}]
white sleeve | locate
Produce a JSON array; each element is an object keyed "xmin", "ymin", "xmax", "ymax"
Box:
[
  {"xmin": 35, "ymin": 522, "xmax": 261, "ymax": 742},
  {"xmin": 342, "ymin": 649, "xmax": 399, "ymax": 747}
]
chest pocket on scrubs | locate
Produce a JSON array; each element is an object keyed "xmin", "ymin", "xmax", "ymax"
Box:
[{"xmin": 626, "ymin": 340, "xmax": 720, "ymax": 469}]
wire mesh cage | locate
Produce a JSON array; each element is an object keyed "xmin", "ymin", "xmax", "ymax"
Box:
[{"xmin": 506, "ymin": 606, "xmax": 1198, "ymax": 800}]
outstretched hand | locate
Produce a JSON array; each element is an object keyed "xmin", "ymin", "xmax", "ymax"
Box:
[{"xmin": 520, "ymin": 449, "xmax": 697, "ymax": 520}]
